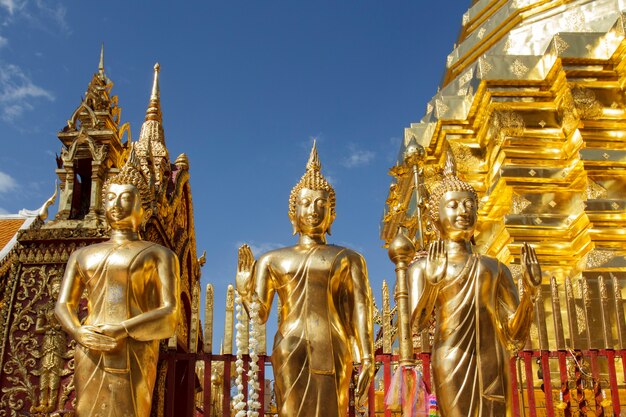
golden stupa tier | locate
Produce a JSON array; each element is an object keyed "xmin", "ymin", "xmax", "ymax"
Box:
[{"xmin": 382, "ymin": 0, "xmax": 626, "ymax": 350}]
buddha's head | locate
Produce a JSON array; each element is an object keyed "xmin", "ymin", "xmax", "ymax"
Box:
[
  {"xmin": 288, "ymin": 142, "xmax": 336, "ymax": 236},
  {"xmin": 102, "ymin": 145, "xmax": 153, "ymax": 230},
  {"xmin": 427, "ymin": 151, "xmax": 478, "ymax": 241},
  {"xmin": 104, "ymin": 183, "xmax": 144, "ymax": 231}
]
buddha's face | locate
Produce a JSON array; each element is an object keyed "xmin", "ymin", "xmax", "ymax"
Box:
[
  {"xmin": 293, "ymin": 188, "xmax": 334, "ymax": 236},
  {"xmin": 104, "ymin": 183, "xmax": 143, "ymax": 231},
  {"xmin": 438, "ymin": 190, "xmax": 476, "ymax": 241}
]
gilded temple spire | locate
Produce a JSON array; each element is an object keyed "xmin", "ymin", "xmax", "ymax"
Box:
[
  {"xmin": 136, "ymin": 63, "xmax": 169, "ymax": 194},
  {"xmin": 145, "ymin": 63, "xmax": 162, "ymax": 123},
  {"xmin": 98, "ymin": 44, "xmax": 105, "ymax": 80}
]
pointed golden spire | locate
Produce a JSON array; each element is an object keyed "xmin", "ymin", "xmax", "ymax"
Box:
[
  {"xmin": 306, "ymin": 139, "xmax": 321, "ymax": 172},
  {"xmin": 151, "ymin": 63, "xmax": 160, "ymax": 101},
  {"xmin": 98, "ymin": 43, "xmax": 105, "ymax": 79},
  {"xmin": 145, "ymin": 63, "xmax": 162, "ymax": 122}
]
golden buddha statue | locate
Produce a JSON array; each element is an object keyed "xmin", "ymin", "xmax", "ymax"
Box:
[
  {"xmin": 55, "ymin": 150, "xmax": 180, "ymax": 417},
  {"xmin": 236, "ymin": 142, "xmax": 375, "ymax": 417},
  {"xmin": 408, "ymin": 154, "xmax": 541, "ymax": 417}
]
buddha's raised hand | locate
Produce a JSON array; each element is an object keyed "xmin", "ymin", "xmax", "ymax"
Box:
[
  {"xmin": 521, "ymin": 242, "xmax": 542, "ymax": 288},
  {"xmin": 236, "ymin": 244, "xmax": 255, "ymax": 296},
  {"xmin": 425, "ymin": 239, "xmax": 447, "ymax": 285}
]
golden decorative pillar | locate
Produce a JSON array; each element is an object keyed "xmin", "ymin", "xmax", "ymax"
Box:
[
  {"xmin": 204, "ymin": 283, "xmax": 214, "ymax": 353},
  {"xmin": 223, "ymin": 285, "xmax": 234, "ymax": 354},
  {"xmin": 382, "ymin": 280, "xmax": 392, "ymax": 354},
  {"xmin": 388, "ymin": 229, "xmax": 415, "ymax": 365}
]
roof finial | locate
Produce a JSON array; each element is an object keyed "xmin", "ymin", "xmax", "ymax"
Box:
[
  {"xmin": 145, "ymin": 63, "xmax": 162, "ymax": 122},
  {"xmin": 151, "ymin": 63, "xmax": 160, "ymax": 101},
  {"xmin": 306, "ymin": 139, "xmax": 321, "ymax": 172},
  {"xmin": 98, "ymin": 43, "xmax": 105, "ymax": 79}
]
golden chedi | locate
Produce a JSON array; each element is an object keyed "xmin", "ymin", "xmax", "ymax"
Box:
[
  {"xmin": 236, "ymin": 142, "xmax": 375, "ymax": 417},
  {"xmin": 55, "ymin": 148, "xmax": 180, "ymax": 417},
  {"xmin": 408, "ymin": 152, "xmax": 542, "ymax": 417}
]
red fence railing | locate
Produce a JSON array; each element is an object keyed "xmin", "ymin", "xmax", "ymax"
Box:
[{"xmin": 160, "ymin": 349, "xmax": 626, "ymax": 417}]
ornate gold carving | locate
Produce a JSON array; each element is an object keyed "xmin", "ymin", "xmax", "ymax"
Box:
[
  {"xmin": 449, "ymin": 142, "xmax": 482, "ymax": 172},
  {"xmin": 458, "ymin": 68, "xmax": 474, "ymax": 86},
  {"xmin": 509, "ymin": 59, "xmax": 529, "ymax": 78},
  {"xmin": 382, "ymin": 280, "xmax": 391, "ymax": 354},
  {"xmin": 388, "ymin": 164, "xmax": 409, "ymax": 179},
  {"xmin": 478, "ymin": 57, "xmax": 492, "ymax": 78},
  {"xmin": 581, "ymin": 278, "xmax": 591, "ymax": 308},
  {"xmin": 586, "ymin": 249, "xmax": 615, "ymax": 269},
  {"xmin": 565, "ymin": 275, "xmax": 574, "ymax": 299},
  {"xmin": 223, "ymin": 285, "xmax": 234, "ymax": 354},
  {"xmin": 435, "ymin": 99, "xmax": 449, "ymax": 118},
  {"xmin": 30, "ymin": 276, "xmax": 72, "ymax": 414},
  {"xmin": 511, "ymin": 194, "xmax": 531, "ymax": 215},
  {"xmin": 565, "ymin": 9, "xmax": 585, "ymax": 31},
  {"xmin": 509, "ymin": 264, "xmax": 523, "ymax": 282},
  {"xmin": 553, "ymin": 34, "xmax": 570, "ymax": 55},
  {"xmin": 492, "ymin": 109, "xmax": 525, "ymax": 141},
  {"xmin": 155, "ymin": 361, "xmax": 167, "ymax": 417},
  {"xmin": 550, "ymin": 276, "xmax": 566, "ymax": 349},
  {"xmin": 174, "ymin": 153, "xmax": 189, "ymax": 171},
  {"xmin": 0, "ymin": 266, "xmax": 69, "ymax": 417},
  {"xmin": 598, "ymin": 275, "xmax": 608, "ymax": 300},
  {"xmin": 189, "ymin": 282, "xmax": 200, "ymax": 353},
  {"xmin": 571, "ymin": 87, "xmax": 602, "ymax": 119},
  {"xmin": 204, "ymin": 284, "xmax": 213, "ymax": 353},
  {"xmin": 575, "ymin": 305, "xmax": 587, "ymax": 335},
  {"xmin": 372, "ymin": 299, "xmax": 382, "ymax": 325},
  {"xmin": 20, "ymin": 227, "xmax": 107, "ymax": 241}
]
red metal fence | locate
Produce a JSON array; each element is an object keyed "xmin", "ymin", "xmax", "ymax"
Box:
[{"xmin": 160, "ymin": 349, "xmax": 625, "ymax": 417}]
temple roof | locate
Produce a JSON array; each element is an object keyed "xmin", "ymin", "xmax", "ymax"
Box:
[
  {"xmin": 0, "ymin": 213, "xmax": 38, "ymax": 261},
  {"xmin": 399, "ymin": 0, "xmax": 626, "ymax": 144}
]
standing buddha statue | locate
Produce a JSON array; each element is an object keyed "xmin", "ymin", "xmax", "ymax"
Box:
[
  {"xmin": 55, "ymin": 148, "xmax": 180, "ymax": 417},
  {"xmin": 408, "ymin": 153, "xmax": 542, "ymax": 417},
  {"xmin": 236, "ymin": 142, "xmax": 375, "ymax": 417}
]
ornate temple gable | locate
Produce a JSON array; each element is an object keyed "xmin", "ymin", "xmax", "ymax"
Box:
[
  {"xmin": 52, "ymin": 46, "xmax": 128, "ymax": 226},
  {"xmin": 382, "ymin": 0, "xmax": 626, "ymax": 284}
]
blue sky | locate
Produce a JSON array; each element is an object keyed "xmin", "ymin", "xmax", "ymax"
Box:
[{"xmin": 0, "ymin": 1, "xmax": 468, "ymax": 349}]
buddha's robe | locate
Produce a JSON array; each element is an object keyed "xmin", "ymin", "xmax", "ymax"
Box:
[
  {"xmin": 63, "ymin": 241, "xmax": 178, "ymax": 417},
  {"xmin": 245, "ymin": 244, "xmax": 372, "ymax": 417},
  {"xmin": 410, "ymin": 254, "xmax": 528, "ymax": 417}
]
